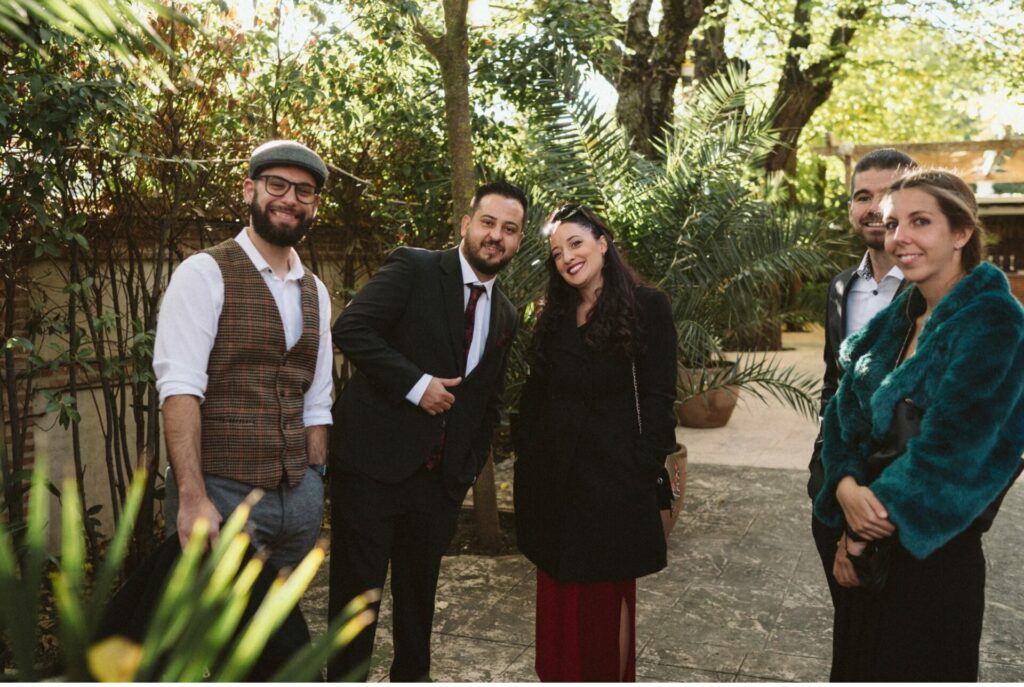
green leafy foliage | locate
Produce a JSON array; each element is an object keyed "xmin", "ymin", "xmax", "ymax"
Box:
[
  {"xmin": 501, "ymin": 62, "xmax": 842, "ymax": 417},
  {"xmin": 0, "ymin": 458, "xmax": 374, "ymax": 680}
]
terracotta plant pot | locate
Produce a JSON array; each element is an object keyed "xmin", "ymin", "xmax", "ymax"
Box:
[{"xmin": 676, "ymin": 364, "xmax": 740, "ymax": 429}]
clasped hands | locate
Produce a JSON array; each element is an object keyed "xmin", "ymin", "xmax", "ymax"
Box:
[{"xmin": 833, "ymin": 476, "xmax": 895, "ymax": 588}]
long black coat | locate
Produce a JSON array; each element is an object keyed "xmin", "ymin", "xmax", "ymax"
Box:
[{"xmin": 512, "ymin": 286, "xmax": 677, "ymax": 582}]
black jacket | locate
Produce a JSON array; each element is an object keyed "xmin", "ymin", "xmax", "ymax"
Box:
[
  {"xmin": 512, "ymin": 287, "xmax": 677, "ymax": 582},
  {"xmin": 331, "ymin": 246, "xmax": 517, "ymax": 500},
  {"xmin": 807, "ymin": 265, "xmax": 907, "ymax": 499}
]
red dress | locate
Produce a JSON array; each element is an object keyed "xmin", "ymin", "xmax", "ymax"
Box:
[{"xmin": 535, "ymin": 568, "xmax": 637, "ymax": 682}]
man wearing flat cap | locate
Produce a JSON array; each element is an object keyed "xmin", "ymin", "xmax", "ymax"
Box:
[{"xmin": 154, "ymin": 140, "xmax": 334, "ymax": 571}]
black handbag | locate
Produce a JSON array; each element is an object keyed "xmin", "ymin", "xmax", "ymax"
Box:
[{"xmin": 846, "ymin": 398, "xmax": 922, "ymax": 593}]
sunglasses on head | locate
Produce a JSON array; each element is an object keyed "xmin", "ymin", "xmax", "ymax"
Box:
[{"xmin": 550, "ymin": 203, "xmax": 612, "ymax": 239}]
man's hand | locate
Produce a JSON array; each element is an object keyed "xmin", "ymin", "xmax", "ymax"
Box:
[
  {"xmin": 176, "ymin": 493, "xmax": 222, "ymax": 550},
  {"xmin": 833, "ymin": 532, "xmax": 863, "ymax": 588},
  {"xmin": 419, "ymin": 376, "xmax": 461, "ymax": 415},
  {"xmin": 836, "ymin": 476, "xmax": 895, "ymax": 540}
]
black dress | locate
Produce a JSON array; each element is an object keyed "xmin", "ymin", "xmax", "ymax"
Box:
[
  {"xmin": 831, "ymin": 400, "xmax": 987, "ymax": 682},
  {"xmin": 830, "ymin": 528, "xmax": 985, "ymax": 681}
]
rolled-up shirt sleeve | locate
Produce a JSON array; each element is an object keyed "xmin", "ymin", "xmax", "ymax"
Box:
[
  {"xmin": 303, "ymin": 277, "xmax": 335, "ymax": 426},
  {"xmin": 153, "ymin": 254, "xmax": 222, "ymax": 405}
]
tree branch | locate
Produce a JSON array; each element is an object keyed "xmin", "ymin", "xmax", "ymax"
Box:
[
  {"xmin": 410, "ymin": 13, "xmax": 444, "ymax": 64},
  {"xmin": 624, "ymin": 0, "xmax": 654, "ymax": 54},
  {"xmin": 655, "ymin": 0, "xmax": 714, "ymax": 75}
]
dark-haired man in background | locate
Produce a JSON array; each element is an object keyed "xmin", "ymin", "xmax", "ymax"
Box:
[
  {"xmin": 808, "ymin": 148, "xmax": 917, "ymax": 603},
  {"xmin": 328, "ymin": 182, "xmax": 527, "ymax": 681}
]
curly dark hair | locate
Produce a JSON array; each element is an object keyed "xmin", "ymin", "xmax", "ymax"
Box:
[{"xmin": 531, "ymin": 203, "xmax": 647, "ymax": 361}]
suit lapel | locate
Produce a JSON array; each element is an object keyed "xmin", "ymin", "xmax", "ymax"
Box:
[
  {"xmin": 440, "ymin": 248, "xmax": 465, "ymax": 374},
  {"xmin": 838, "ymin": 269, "xmax": 857, "ymax": 342},
  {"xmin": 482, "ymin": 285, "xmax": 505, "ymax": 353}
]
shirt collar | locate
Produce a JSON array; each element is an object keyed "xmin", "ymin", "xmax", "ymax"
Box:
[
  {"xmin": 457, "ymin": 244, "xmax": 495, "ymax": 297},
  {"xmin": 855, "ymin": 252, "xmax": 904, "ymax": 283},
  {"xmin": 236, "ymin": 228, "xmax": 304, "ymax": 281}
]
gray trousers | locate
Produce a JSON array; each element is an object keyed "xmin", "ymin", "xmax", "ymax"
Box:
[{"xmin": 165, "ymin": 466, "xmax": 324, "ymax": 572}]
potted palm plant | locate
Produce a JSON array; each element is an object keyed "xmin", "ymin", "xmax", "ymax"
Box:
[{"xmin": 500, "ymin": 64, "xmax": 838, "ymax": 425}]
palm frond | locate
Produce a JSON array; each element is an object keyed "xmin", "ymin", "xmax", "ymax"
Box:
[{"xmin": 499, "ymin": 55, "xmax": 836, "ymax": 417}]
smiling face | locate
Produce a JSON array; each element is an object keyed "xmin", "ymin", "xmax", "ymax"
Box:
[
  {"xmin": 883, "ymin": 187, "xmax": 972, "ymax": 291},
  {"xmin": 459, "ymin": 193, "xmax": 525, "ymax": 279},
  {"xmin": 548, "ymin": 221, "xmax": 608, "ymax": 293},
  {"xmin": 244, "ymin": 165, "xmax": 319, "ymax": 247},
  {"xmin": 849, "ymin": 167, "xmax": 904, "ymax": 250}
]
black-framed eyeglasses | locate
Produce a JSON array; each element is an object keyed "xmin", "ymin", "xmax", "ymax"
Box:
[{"xmin": 255, "ymin": 174, "xmax": 319, "ymax": 204}]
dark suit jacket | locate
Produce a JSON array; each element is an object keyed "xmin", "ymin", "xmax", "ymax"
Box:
[
  {"xmin": 512, "ymin": 287, "xmax": 676, "ymax": 582},
  {"xmin": 331, "ymin": 246, "xmax": 518, "ymax": 500},
  {"xmin": 807, "ymin": 265, "xmax": 907, "ymax": 499}
]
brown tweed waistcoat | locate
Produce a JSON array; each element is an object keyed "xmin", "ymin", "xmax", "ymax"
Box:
[{"xmin": 200, "ymin": 238, "xmax": 320, "ymax": 489}]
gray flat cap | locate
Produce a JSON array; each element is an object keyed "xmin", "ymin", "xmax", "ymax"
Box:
[{"xmin": 249, "ymin": 140, "xmax": 328, "ymax": 189}]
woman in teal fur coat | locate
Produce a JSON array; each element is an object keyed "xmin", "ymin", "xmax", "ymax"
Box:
[{"xmin": 813, "ymin": 170, "xmax": 1024, "ymax": 681}]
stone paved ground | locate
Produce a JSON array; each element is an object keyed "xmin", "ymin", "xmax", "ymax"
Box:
[
  {"xmin": 302, "ymin": 465, "xmax": 1024, "ymax": 682},
  {"xmin": 301, "ymin": 329, "xmax": 1024, "ymax": 681}
]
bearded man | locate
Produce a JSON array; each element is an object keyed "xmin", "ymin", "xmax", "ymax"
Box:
[
  {"xmin": 154, "ymin": 140, "xmax": 333, "ymax": 572},
  {"xmin": 807, "ymin": 148, "xmax": 917, "ymax": 605},
  {"xmin": 327, "ymin": 182, "xmax": 527, "ymax": 681}
]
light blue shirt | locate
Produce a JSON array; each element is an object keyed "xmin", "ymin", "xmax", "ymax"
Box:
[{"xmin": 845, "ymin": 252, "xmax": 904, "ymax": 338}]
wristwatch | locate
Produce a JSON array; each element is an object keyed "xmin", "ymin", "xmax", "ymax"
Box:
[{"xmin": 311, "ymin": 463, "xmax": 328, "ymax": 478}]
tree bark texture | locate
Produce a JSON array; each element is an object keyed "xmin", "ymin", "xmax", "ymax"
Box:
[
  {"xmin": 765, "ymin": 0, "xmax": 868, "ymax": 180},
  {"xmin": 583, "ymin": 0, "xmax": 716, "ymax": 159},
  {"xmin": 409, "ymin": 1, "xmax": 501, "ymax": 545},
  {"xmin": 472, "ymin": 450, "xmax": 501, "ymax": 551},
  {"xmin": 412, "ymin": 0, "xmax": 475, "ymax": 226}
]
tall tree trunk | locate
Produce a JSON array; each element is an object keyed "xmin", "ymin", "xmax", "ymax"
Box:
[
  {"xmin": 413, "ymin": 0, "xmax": 475, "ymax": 223},
  {"xmin": 409, "ymin": 0, "xmax": 500, "ymax": 547},
  {"xmin": 764, "ymin": 0, "xmax": 867, "ymax": 184},
  {"xmin": 571, "ymin": 0, "xmax": 716, "ymax": 159}
]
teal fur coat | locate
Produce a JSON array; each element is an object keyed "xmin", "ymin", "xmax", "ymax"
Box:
[{"xmin": 813, "ymin": 263, "xmax": 1024, "ymax": 559}]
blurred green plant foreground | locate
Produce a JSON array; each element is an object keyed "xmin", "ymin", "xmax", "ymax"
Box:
[{"xmin": 0, "ymin": 457, "xmax": 374, "ymax": 681}]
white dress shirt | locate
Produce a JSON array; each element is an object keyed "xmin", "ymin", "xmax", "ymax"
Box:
[
  {"xmin": 845, "ymin": 252, "xmax": 904, "ymax": 338},
  {"xmin": 405, "ymin": 246, "xmax": 495, "ymax": 406},
  {"xmin": 153, "ymin": 229, "xmax": 334, "ymax": 427}
]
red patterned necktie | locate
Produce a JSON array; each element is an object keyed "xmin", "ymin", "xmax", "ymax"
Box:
[
  {"xmin": 463, "ymin": 284, "xmax": 486, "ymax": 361},
  {"xmin": 427, "ymin": 283, "xmax": 487, "ymax": 471}
]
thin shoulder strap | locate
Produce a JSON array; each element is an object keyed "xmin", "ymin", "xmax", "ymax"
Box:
[{"xmin": 632, "ymin": 360, "xmax": 642, "ymax": 435}]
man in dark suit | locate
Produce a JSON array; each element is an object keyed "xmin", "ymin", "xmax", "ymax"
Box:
[
  {"xmin": 808, "ymin": 149, "xmax": 916, "ymax": 604},
  {"xmin": 327, "ymin": 181, "xmax": 527, "ymax": 681}
]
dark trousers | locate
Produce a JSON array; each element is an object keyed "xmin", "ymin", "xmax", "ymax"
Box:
[
  {"xmin": 327, "ymin": 466, "xmax": 461, "ymax": 682},
  {"xmin": 812, "ymin": 512, "xmax": 843, "ymax": 608}
]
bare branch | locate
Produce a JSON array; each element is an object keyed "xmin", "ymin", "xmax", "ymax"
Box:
[{"xmin": 410, "ymin": 12, "xmax": 444, "ymax": 63}]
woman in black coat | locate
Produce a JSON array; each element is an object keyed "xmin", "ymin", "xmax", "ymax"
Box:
[{"xmin": 512, "ymin": 204, "xmax": 677, "ymax": 682}]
